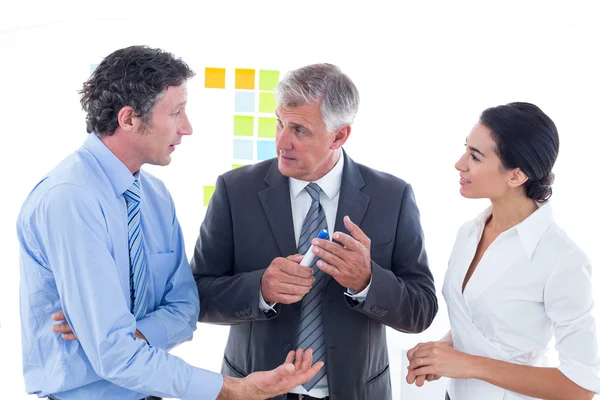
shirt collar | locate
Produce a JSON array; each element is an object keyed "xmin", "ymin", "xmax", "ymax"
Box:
[
  {"xmin": 289, "ymin": 152, "xmax": 344, "ymax": 201},
  {"xmin": 470, "ymin": 202, "xmax": 554, "ymax": 260},
  {"xmin": 82, "ymin": 133, "xmax": 136, "ymax": 197},
  {"xmin": 515, "ymin": 202, "xmax": 554, "ymax": 259}
]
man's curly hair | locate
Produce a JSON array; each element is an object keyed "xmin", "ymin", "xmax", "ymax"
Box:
[{"xmin": 79, "ymin": 45, "xmax": 195, "ymax": 136}]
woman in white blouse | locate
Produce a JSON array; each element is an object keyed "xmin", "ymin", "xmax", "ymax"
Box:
[{"xmin": 406, "ymin": 102, "xmax": 600, "ymax": 400}]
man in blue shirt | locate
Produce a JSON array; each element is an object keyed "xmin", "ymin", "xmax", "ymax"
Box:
[{"xmin": 17, "ymin": 45, "xmax": 322, "ymax": 400}]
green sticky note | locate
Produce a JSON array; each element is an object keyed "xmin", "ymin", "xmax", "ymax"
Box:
[
  {"xmin": 203, "ymin": 186, "xmax": 215, "ymax": 206},
  {"xmin": 258, "ymin": 117, "xmax": 277, "ymax": 138},
  {"xmin": 232, "ymin": 164, "xmax": 246, "ymax": 169},
  {"xmin": 259, "ymin": 70, "xmax": 279, "ymax": 91},
  {"xmin": 259, "ymin": 92, "xmax": 276, "ymax": 113},
  {"xmin": 234, "ymin": 115, "xmax": 254, "ymax": 136}
]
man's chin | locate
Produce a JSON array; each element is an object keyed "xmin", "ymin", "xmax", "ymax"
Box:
[
  {"xmin": 148, "ymin": 157, "xmax": 172, "ymax": 167},
  {"xmin": 277, "ymin": 160, "xmax": 297, "ymax": 178}
]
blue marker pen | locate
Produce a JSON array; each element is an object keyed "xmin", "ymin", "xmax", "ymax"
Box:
[{"xmin": 300, "ymin": 228, "xmax": 329, "ymax": 267}]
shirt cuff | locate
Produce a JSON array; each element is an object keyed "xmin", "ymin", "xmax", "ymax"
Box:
[
  {"xmin": 344, "ymin": 276, "xmax": 372, "ymax": 303},
  {"xmin": 259, "ymin": 289, "xmax": 278, "ymax": 313},
  {"xmin": 136, "ymin": 316, "xmax": 168, "ymax": 349},
  {"xmin": 182, "ymin": 368, "xmax": 224, "ymax": 400},
  {"xmin": 558, "ymin": 362, "xmax": 600, "ymax": 394}
]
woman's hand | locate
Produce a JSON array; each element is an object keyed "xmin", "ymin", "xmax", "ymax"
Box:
[{"xmin": 406, "ymin": 341, "xmax": 476, "ymax": 386}]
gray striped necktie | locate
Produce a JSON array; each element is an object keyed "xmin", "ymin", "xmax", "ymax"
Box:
[{"xmin": 296, "ymin": 182, "xmax": 328, "ymax": 390}]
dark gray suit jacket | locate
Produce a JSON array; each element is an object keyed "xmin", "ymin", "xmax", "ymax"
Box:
[{"xmin": 191, "ymin": 152, "xmax": 438, "ymax": 400}]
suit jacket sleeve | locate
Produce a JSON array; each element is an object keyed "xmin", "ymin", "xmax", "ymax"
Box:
[
  {"xmin": 345, "ymin": 184, "xmax": 438, "ymax": 332},
  {"xmin": 191, "ymin": 175, "xmax": 276, "ymax": 324}
]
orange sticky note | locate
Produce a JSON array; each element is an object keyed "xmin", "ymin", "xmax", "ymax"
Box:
[
  {"xmin": 205, "ymin": 68, "xmax": 226, "ymax": 89},
  {"xmin": 235, "ymin": 68, "xmax": 255, "ymax": 90}
]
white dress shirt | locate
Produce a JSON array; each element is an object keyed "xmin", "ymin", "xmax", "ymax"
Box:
[
  {"xmin": 258, "ymin": 153, "xmax": 371, "ymax": 398},
  {"xmin": 443, "ymin": 202, "xmax": 600, "ymax": 400}
]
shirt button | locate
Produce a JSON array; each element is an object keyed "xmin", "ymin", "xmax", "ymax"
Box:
[{"xmin": 283, "ymin": 343, "xmax": 292, "ymax": 352}]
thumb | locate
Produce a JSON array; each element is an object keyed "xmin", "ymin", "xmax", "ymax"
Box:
[
  {"xmin": 52, "ymin": 310, "xmax": 66, "ymax": 321},
  {"xmin": 271, "ymin": 362, "xmax": 295, "ymax": 380},
  {"xmin": 407, "ymin": 344, "xmax": 419, "ymax": 360},
  {"xmin": 287, "ymin": 254, "xmax": 304, "ymax": 263},
  {"xmin": 284, "ymin": 363, "xmax": 295, "ymax": 373},
  {"xmin": 343, "ymin": 216, "xmax": 369, "ymax": 246}
]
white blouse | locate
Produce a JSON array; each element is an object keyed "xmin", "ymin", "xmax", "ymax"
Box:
[{"xmin": 442, "ymin": 202, "xmax": 600, "ymax": 400}]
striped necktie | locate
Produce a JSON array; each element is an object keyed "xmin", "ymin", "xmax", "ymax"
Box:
[
  {"xmin": 124, "ymin": 180, "xmax": 148, "ymax": 320},
  {"xmin": 296, "ymin": 182, "xmax": 328, "ymax": 390}
]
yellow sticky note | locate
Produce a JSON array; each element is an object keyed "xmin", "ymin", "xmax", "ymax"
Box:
[
  {"xmin": 235, "ymin": 68, "xmax": 255, "ymax": 90},
  {"xmin": 205, "ymin": 68, "xmax": 226, "ymax": 89}
]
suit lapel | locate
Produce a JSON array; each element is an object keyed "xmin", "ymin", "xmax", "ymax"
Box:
[
  {"xmin": 326, "ymin": 152, "xmax": 370, "ymax": 289},
  {"xmin": 258, "ymin": 160, "xmax": 297, "ymax": 257},
  {"xmin": 334, "ymin": 152, "xmax": 370, "ymax": 235}
]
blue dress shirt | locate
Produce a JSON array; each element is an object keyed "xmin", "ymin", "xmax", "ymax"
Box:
[{"xmin": 17, "ymin": 133, "xmax": 223, "ymax": 399}]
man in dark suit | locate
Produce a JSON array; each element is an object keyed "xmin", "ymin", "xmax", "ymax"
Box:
[{"xmin": 191, "ymin": 63, "xmax": 438, "ymax": 400}]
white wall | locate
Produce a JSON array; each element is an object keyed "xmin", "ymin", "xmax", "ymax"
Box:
[{"xmin": 1, "ymin": 1, "xmax": 599, "ymax": 399}]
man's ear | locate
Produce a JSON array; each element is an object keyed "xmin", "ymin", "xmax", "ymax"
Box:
[
  {"xmin": 331, "ymin": 125, "xmax": 351, "ymax": 150},
  {"xmin": 117, "ymin": 106, "xmax": 138, "ymax": 132}
]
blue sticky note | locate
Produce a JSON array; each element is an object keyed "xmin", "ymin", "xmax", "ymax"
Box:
[
  {"xmin": 235, "ymin": 91, "xmax": 255, "ymax": 113},
  {"xmin": 257, "ymin": 140, "xmax": 276, "ymax": 161},
  {"xmin": 90, "ymin": 64, "xmax": 98, "ymax": 74},
  {"xmin": 233, "ymin": 139, "xmax": 254, "ymax": 160}
]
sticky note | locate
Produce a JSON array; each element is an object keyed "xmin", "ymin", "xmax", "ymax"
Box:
[
  {"xmin": 257, "ymin": 140, "xmax": 276, "ymax": 161},
  {"xmin": 259, "ymin": 70, "xmax": 280, "ymax": 91},
  {"xmin": 258, "ymin": 117, "xmax": 277, "ymax": 138},
  {"xmin": 203, "ymin": 186, "xmax": 215, "ymax": 206},
  {"xmin": 234, "ymin": 116, "xmax": 254, "ymax": 136},
  {"xmin": 235, "ymin": 91, "xmax": 255, "ymax": 113},
  {"xmin": 233, "ymin": 139, "xmax": 254, "ymax": 160},
  {"xmin": 259, "ymin": 92, "xmax": 276, "ymax": 113},
  {"xmin": 205, "ymin": 68, "xmax": 226, "ymax": 89},
  {"xmin": 235, "ymin": 68, "xmax": 255, "ymax": 90}
]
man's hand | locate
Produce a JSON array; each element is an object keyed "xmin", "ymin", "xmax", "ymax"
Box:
[
  {"xmin": 261, "ymin": 254, "xmax": 315, "ymax": 304},
  {"xmin": 51, "ymin": 311, "xmax": 77, "ymax": 340},
  {"xmin": 51, "ymin": 310, "xmax": 147, "ymax": 343},
  {"xmin": 217, "ymin": 348, "xmax": 324, "ymax": 400},
  {"xmin": 134, "ymin": 329, "xmax": 147, "ymax": 342},
  {"xmin": 312, "ymin": 216, "xmax": 372, "ymax": 292}
]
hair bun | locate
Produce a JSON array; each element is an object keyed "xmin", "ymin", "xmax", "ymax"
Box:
[{"xmin": 526, "ymin": 172, "xmax": 554, "ymax": 202}]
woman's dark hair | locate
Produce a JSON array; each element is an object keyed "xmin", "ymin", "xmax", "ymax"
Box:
[
  {"xmin": 79, "ymin": 45, "xmax": 195, "ymax": 136},
  {"xmin": 480, "ymin": 102, "xmax": 559, "ymax": 203}
]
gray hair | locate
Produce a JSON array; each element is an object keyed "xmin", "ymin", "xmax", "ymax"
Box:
[{"xmin": 274, "ymin": 63, "xmax": 360, "ymax": 132}]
